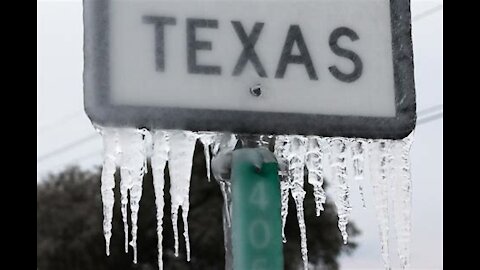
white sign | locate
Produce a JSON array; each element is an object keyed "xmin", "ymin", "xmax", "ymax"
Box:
[{"xmin": 84, "ymin": 0, "xmax": 416, "ymax": 139}]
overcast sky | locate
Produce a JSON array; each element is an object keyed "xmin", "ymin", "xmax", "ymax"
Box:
[{"xmin": 37, "ymin": 0, "xmax": 443, "ymax": 269}]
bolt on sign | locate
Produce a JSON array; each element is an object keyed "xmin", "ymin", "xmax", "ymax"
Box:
[{"xmin": 84, "ymin": 0, "xmax": 416, "ymax": 139}]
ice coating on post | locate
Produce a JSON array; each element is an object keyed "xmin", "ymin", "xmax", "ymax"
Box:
[
  {"xmin": 273, "ymin": 135, "xmax": 290, "ymax": 243},
  {"xmin": 329, "ymin": 138, "xmax": 352, "ymax": 244},
  {"xmin": 210, "ymin": 133, "xmax": 237, "ymax": 270},
  {"xmin": 212, "ymin": 133, "xmax": 238, "ymax": 156},
  {"xmin": 167, "ymin": 130, "xmax": 198, "ymax": 261},
  {"xmin": 391, "ymin": 133, "xmax": 414, "ymax": 269},
  {"xmin": 305, "ymin": 136, "xmax": 328, "ymax": 216},
  {"xmin": 151, "ymin": 131, "xmax": 170, "ymax": 270},
  {"xmin": 369, "ymin": 139, "xmax": 392, "ymax": 269},
  {"xmin": 118, "ymin": 128, "xmax": 149, "ymax": 263},
  {"xmin": 211, "ymin": 133, "xmax": 238, "ymax": 227},
  {"xmin": 285, "ymin": 135, "xmax": 309, "ymax": 270},
  {"xmin": 219, "ymin": 182, "xmax": 231, "ymax": 226},
  {"xmin": 100, "ymin": 128, "xmax": 120, "ymax": 256},
  {"xmin": 198, "ymin": 132, "xmax": 218, "ymax": 182},
  {"xmin": 351, "ymin": 139, "xmax": 367, "ymax": 207}
]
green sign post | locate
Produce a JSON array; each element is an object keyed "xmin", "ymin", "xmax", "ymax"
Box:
[{"xmin": 231, "ymin": 149, "xmax": 283, "ymax": 270}]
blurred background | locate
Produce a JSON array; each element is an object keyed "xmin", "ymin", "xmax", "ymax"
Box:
[{"xmin": 37, "ymin": 0, "xmax": 443, "ymax": 269}]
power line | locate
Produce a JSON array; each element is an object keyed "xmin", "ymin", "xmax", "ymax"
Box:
[
  {"xmin": 417, "ymin": 104, "xmax": 443, "ymax": 116},
  {"xmin": 37, "ymin": 133, "xmax": 99, "ymax": 163},
  {"xmin": 37, "ymin": 149, "xmax": 103, "ymax": 182},
  {"xmin": 71, "ymin": 149, "xmax": 103, "ymax": 164},
  {"xmin": 413, "ymin": 4, "xmax": 443, "ymax": 22},
  {"xmin": 417, "ymin": 111, "xmax": 443, "ymax": 125},
  {"xmin": 52, "ymin": 150, "xmax": 103, "ymax": 172},
  {"xmin": 39, "ymin": 113, "xmax": 443, "ymax": 179},
  {"xmin": 37, "ymin": 110, "xmax": 84, "ymax": 134},
  {"xmin": 417, "ymin": 103, "xmax": 443, "ymax": 125},
  {"xmin": 37, "ymin": 103, "xmax": 443, "ymax": 164},
  {"xmin": 41, "ymin": 114, "xmax": 443, "ymax": 176}
]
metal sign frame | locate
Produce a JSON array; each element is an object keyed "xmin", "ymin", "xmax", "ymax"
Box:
[{"xmin": 83, "ymin": 0, "xmax": 416, "ymax": 139}]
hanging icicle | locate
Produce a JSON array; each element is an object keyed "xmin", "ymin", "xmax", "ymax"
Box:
[
  {"xmin": 151, "ymin": 131, "xmax": 170, "ymax": 270},
  {"xmin": 285, "ymin": 135, "xmax": 309, "ymax": 270},
  {"xmin": 391, "ymin": 133, "xmax": 414, "ymax": 269},
  {"xmin": 96, "ymin": 126, "xmax": 415, "ymax": 270},
  {"xmin": 118, "ymin": 129, "xmax": 149, "ymax": 263},
  {"xmin": 274, "ymin": 135, "xmax": 290, "ymax": 243},
  {"xmin": 198, "ymin": 132, "xmax": 218, "ymax": 182},
  {"xmin": 99, "ymin": 128, "xmax": 120, "ymax": 256},
  {"xmin": 329, "ymin": 137, "xmax": 352, "ymax": 244},
  {"xmin": 211, "ymin": 133, "xmax": 238, "ymax": 227},
  {"xmin": 167, "ymin": 130, "xmax": 198, "ymax": 261},
  {"xmin": 369, "ymin": 139, "xmax": 393, "ymax": 269},
  {"xmin": 305, "ymin": 136, "xmax": 328, "ymax": 216},
  {"xmin": 351, "ymin": 138, "xmax": 368, "ymax": 208}
]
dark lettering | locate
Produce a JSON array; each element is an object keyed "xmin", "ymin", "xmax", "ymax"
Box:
[
  {"xmin": 231, "ymin": 21, "xmax": 267, "ymax": 77},
  {"xmin": 275, "ymin": 25, "xmax": 318, "ymax": 80},
  {"xmin": 143, "ymin": 16, "xmax": 176, "ymax": 71},
  {"xmin": 187, "ymin": 18, "xmax": 221, "ymax": 75},
  {"xmin": 328, "ymin": 27, "xmax": 363, "ymax": 82}
]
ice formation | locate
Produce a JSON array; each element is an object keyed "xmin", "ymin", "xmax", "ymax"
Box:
[{"xmin": 96, "ymin": 126, "xmax": 414, "ymax": 270}]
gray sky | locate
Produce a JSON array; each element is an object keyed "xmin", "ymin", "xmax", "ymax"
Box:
[{"xmin": 37, "ymin": 0, "xmax": 443, "ymax": 269}]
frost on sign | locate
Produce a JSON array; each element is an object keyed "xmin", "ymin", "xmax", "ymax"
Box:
[{"xmin": 84, "ymin": 0, "xmax": 415, "ymax": 139}]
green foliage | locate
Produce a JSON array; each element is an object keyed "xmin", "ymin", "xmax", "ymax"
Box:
[{"xmin": 37, "ymin": 143, "xmax": 359, "ymax": 270}]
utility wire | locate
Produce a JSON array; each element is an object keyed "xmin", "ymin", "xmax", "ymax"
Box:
[
  {"xmin": 417, "ymin": 104, "xmax": 442, "ymax": 116},
  {"xmin": 37, "ymin": 133, "xmax": 99, "ymax": 163},
  {"xmin": 37, "ymin": 110, "xmax": 84, "ymax": 134},
  {"xmin": 417, "ymin": 111, "xmax": 443, "ymax": 125},
  {"xmin": 413, "ymin": 4, "xmax": 443, "ymax": 22},
  {"xmin": 37, "ymin": 104, "xmax": 443, "ymax": 165}
]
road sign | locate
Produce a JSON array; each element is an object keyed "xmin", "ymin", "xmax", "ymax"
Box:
[
  {"xmin": 231, "ymin": 149, "xmax": 283, "ymax": 270},
  {"xmin": 84, "ymin": 0, "xmax": 416, "ymax": 139}
]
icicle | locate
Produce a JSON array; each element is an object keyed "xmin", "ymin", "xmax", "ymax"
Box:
[
  {"xmin": 274, "ymin": 135, "xmax": 290, "ymax": 243},
  {"xmin": 100, "ymin": 128, "xmax": 120, "ymax": 256},
  {"xmin": 118, "ymin": 128, "xmax": 149, "ymax": 263},
  {"xmin": 391, "ymin": 133, "xmax": 414, "ymax": 269},
  {"xmin": 285, "ymin": 135, "xmax": 308, "ymax": 270},
  {"xmin": 171, "ymin": 209, "xmax": 179, "ymax": 256},
  {"xmin": 305, "ymin": 136, "xmax": 328, "ymax": 216},
  {"xmin": 219, "ymin": 181, "xmax": 232, "ymax": 227},
  {"xmin": 369, "ymin": 139, "xmax": 392, "ymax": 269},
  {"xmin": 182, "ymin": 200, "xmax": 191, "ymax": 261},
  {"xmin": 198, "ymin": 132, "xmax": 218, "ymax": 182},
  {"xmin": 151, "ymin": 131, "xmax": 170, "ymax": 270},
  {"xmin": 168, "ymin": 130, "xmax": 198, "ymax": 261},
  {"xmin": 351, "ymin": 138, "xmax": 367, "ymax": 207},
  {"xmin": 118, "ymin": 130, "xmax": 133, "ymax": 253},
  {"xmin": 211, "ymin": 133, "xmax": 238, "ymax": 227},
  {"xmin": 329, "ymin": 138, "xmax": 352, "ymax": 244}
]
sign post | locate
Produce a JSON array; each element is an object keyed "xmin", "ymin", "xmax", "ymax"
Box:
[{"xmin": 231, "ymin": 148, "xmax": 283, "ymax": 270}]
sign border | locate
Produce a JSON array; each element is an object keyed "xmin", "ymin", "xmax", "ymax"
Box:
[{"xmin": 83, "ymin": 0, "xmax": 416, "ymax": 139}]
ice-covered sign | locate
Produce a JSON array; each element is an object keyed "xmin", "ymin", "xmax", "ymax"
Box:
[{"xmin": 84, "ymin": 0, "xmax": 416, "ymax": 139}]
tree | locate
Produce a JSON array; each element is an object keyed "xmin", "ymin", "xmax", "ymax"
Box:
[{"xmin": 37, "ymin": 143, "xmax": 359, "ymax": 270}]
